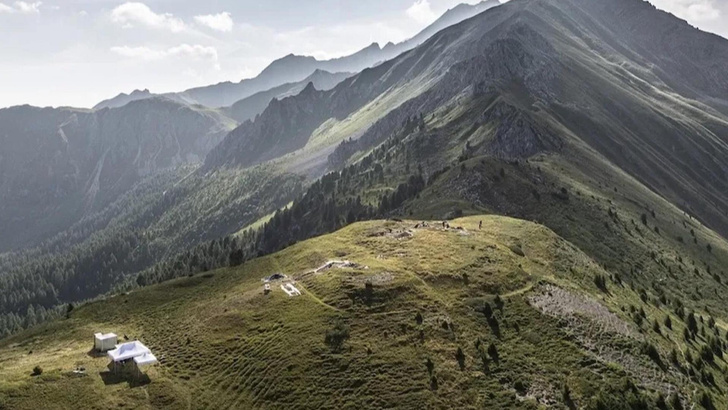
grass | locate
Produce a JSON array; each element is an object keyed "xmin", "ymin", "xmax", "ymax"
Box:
[{"xmin": 3, "ymin": 215, "xmax": 723, "ymax": 409}]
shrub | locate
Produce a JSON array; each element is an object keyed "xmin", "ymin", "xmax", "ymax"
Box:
[
  {"xmin": 487, "ymin": 343, "xmax": 499, "ymax": 361},
  {"xmin": 699, "ymin": 391, "xmax": 714, "ymax": 410},
  {"xmin": 482, "ymin": 302, "xmax": 493, "ymax": 318},
  {"xmin": 479, "ymin": 351, "xmax": 490, "ymax": 374},
  {"xmin": 494, "ymin": 294, "xmax": 503, "ymax": 308},
  {"xmin": 700, "ymin": 345, "xmax": 714, "ymax": 363},
  {"xmin": 514, "ymin": 379, "xmax": 527, "ymax": 393},
  {"xmin": 455, "ymin": 347, "xmax": 466, "ymax": 370},
  {"xmin": 324, "ymin": 320, "xmax": 350, "ymax": 352},
  {"xmin": 655, "ymin": 393, "xmax": 667, "ymax": 410},
  {"xmin": 430, "ymin": 375, "xmax": 438, "ymax": 390},
  {"xmin": 32, "ymin": 366, "xmax": 42, "ymax": 376},
  {"xmin": 669, "ymin": 393, "xmax": 683, "ymax": 410},
  {"xmin": 633, "ymin": 311, "xmax": 643, "ymax": 327},
  {"xmin": 594, "ymin": 274, "xmax": 608, "ymax": 292},
  {"xmin": 687, "ymin": 312, "xmax": 699, "ymax": 335},
  {"xmin": 664, "ymin": 315, "xmax": 672, "ymax": 330},
  {"xmin": 642, "ymin": 342, "xmax": 663, "ymax": 368},
  {"xmin": 415, "ymin": 312, "xmax": 423, "ymax": 325}
]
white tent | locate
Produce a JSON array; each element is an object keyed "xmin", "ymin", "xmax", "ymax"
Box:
[
  {"xmin": 94, "ymin": 333, "xmax": 118, "ymax": 352},
  {"xmin": 107, "ymin": 341, "xmax": 151, "ymax": 363},
  {"xmin": 133, "ymin": 353, "xmax": 158, "ymax": 367}
]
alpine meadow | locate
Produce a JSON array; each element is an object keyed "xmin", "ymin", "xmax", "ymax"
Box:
[{"xmin": 2, "ymin": 0, "xmax": 728, "ymax": 409}]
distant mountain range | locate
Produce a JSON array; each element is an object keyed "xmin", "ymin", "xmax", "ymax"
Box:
[{"xmin": 93, "ymin": 0, "xmax": 501, "ymax": 110}]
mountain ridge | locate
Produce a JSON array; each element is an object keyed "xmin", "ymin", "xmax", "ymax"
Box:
[
  {"xmin": 91, "ymin": 0, "xmax": 503, "ymax": 110},
  {"xmin": 225, "ymin": 69, "xmax": 354, "ymax": 123}
]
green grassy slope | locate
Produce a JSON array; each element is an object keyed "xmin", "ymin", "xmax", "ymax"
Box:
[
  {"xmin": 2, "ymin": 217, "xmax": 726, "ymax": 409},
  {"xmin": 0, "ymin": 164, "xmax": 304, "ymax": 338}
]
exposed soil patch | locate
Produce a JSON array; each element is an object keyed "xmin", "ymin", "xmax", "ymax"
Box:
[
  {"xmin": 311, "ymin": 260, "xmax": 368, "ymax": 274},
  {"xmin": 344, "ymin": 272, "xmax": 395, "ymax": 285},
  {"xmin": 529, "ymin": 285, "xmax": 683, "ymax": 396},
  {"xmin": 530, "ymin": 284, "xmax": 637, "ymax": 339}
]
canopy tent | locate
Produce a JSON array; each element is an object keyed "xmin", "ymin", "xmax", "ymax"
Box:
[
  {"xmin": 133, "ymin": 353, "xmax": 158, "ymax": 367},
  {"xmin": 107, "ymin": 341, "xmax": 151, "ymax": 363}
]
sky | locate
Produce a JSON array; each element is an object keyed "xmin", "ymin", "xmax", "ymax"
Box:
[{"xmin": 1, "ymin": 0, "xmax": 727, "ymax": 109}]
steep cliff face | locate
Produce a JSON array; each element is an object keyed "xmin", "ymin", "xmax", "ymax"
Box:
[
  {"xmin": 0, "ymin": 98, "xmax": 234, "ymax": 251},
  {"xmin": 206, "ymin": 83, "xmax": 330, "ymax": 168}
]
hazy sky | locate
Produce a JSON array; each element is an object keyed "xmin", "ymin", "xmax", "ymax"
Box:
[{"xmin": 1, "ymin": 0, "xmax": 727, "ymax": 109}]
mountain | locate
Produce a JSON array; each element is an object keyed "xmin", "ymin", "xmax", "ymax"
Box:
[
  {"xmin": 0, "ymin": 98, "xmax": 235, "ymax": 251},
  {"xmin": 226, "ymin": 70, "xmax": 354, "ymax": 123},
  {"xmin": 93, "ymin": 88, "xmax": 154, "ymax": 110},
  {"xmin": 380, "ymin": 0, "xmax": 501, "ymax": 58},
  {"xmin": 91, "ymin": 0, "xmax": 502, "ymax": 109},
  {"xmin": 4, "ymin": 0, "xmax": 728, "ymax": 407},
  {"xmin": 211, "ymin": 0, "xmax": 728, "ymax": 236}
]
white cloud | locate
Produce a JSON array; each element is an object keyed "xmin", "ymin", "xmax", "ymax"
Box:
[
  {"xmin": 110, "ymin": 2, "xmax": 185, "ymax": 32},
  {"xmin": 651, "ymin": 0, "xmax": 721, "ymax": 22},
  {"xmin": 111, "ymin": 44, "xmax": 220, "ymax": 69},
  {"xmin": 406, "ymin": 0, "xmax": 437, "ymax": 25},
  {"xmin": 194, "ymin": 11, "xmax": 233, "ymax": 32},
  {"xmin": 0, "ymin": 1, "xmax": 41, "ymax": 14}
]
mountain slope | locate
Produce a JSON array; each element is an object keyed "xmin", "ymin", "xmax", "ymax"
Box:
[
  {"xmin": 0, "ymin": 98, "xmax": 236, "ymax": 251},
  {"xmin": 4, "ymin": 216, "xmax": 726, "ymax": 409},
  {"xmin": 316, "ymin": 0, "xmax": 728, "ymax": 236},
  {"xmin": 226, "ymin": 70, "xmax": 353, "ymax": 123}
]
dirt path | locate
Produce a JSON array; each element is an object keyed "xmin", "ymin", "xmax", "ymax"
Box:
[{"xmin": 293, "ymin": 282, "xmax": 342, "ymax": 312}]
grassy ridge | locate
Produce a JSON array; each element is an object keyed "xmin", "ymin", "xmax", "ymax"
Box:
[{"xmin": 2, "ymin": 216, "xmax": 725, "ymax": 409}]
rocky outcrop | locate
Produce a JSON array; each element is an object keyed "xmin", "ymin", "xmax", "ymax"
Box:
[
  {"xmin": 483, "ymin": 102, "xmax": 562, "ymax": 159},
  {"xmin": 227, "ymin": 70, "xmax": 353, "ymax": 123},
  {"xmin": 205, "ymin": 83, "xmax": 331, "ymax": 169}
]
